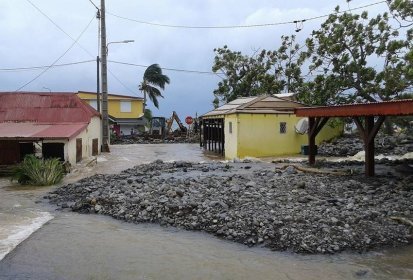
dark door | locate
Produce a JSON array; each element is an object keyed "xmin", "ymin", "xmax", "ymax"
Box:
[
  {"xmin": 0, "ymin": 141, "xmax": 20, "ymax": 164},
  {"xmin": 42, "ymin": 143, "xmax": 64, "ymax": 161},
  {"xmin": 92, "ymin": 138, "xmax": 98, "ymax": 156},
  {"xmin": 20, "ymin": 142, "xmax": 35, "ymax": 160},
  {"xmin": 76, "ymin": 139, "xmax": 82, "ymax": 162}
]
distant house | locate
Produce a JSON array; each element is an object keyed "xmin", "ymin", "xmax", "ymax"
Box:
[
  {"xmin": 0, "ymin": 92, "xmax": 101, "ymax": 165},
  {"xmin": 201, "ymin": 95, "xmax": 342, "ymax": 159},
  {"xmin": 77, "ymin": 91, "xmax": 145, "ymax": 135}
]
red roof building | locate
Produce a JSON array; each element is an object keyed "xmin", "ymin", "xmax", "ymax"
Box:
[{"xmin": 0, "ymin": 92, "xmax": 102, "ymax": 165}]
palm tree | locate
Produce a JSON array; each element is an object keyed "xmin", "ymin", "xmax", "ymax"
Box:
[{"xmin": 139, "ymin": 64, "xmax": 170, "ymax": 111}]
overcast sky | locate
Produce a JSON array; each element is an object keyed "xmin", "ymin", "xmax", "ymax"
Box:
[{"xmin": 0, "ymin": 0, "xmax": 388, "ymax": 118}]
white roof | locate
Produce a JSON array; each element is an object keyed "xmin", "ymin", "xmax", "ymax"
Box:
[
  {"xmin": 273, "ymin": 92, "xmax": 296, "ymax": 98},
  {"xmin": 202, "ymin": 95, "xmax": 305, "ymax": 117}
]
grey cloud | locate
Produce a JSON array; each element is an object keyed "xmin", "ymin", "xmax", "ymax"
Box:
[{"xmin": 0, "ymin": 0, "xmax": 388, "ymax": 118}]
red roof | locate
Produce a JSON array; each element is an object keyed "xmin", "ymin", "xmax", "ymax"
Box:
[
  {"xmin": 0, "ymin": 92, "xmax": 100, "ymax": 123},
  {"xmin": 0, "ymin": 123, "xmax": 88, "ymax": 140},
  {"xmin": 295, "ymin": 99, "xmax": 413, "ymax": 117},
  {"xmin": 0, "ymin": 92, "xmax": 100, "ymax": 140}
]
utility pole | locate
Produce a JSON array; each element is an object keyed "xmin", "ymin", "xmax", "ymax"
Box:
[
  {"xmin": 96, "ymin": 56, "xmax": 100, "ymax": 112},
  {"xmin": 100, "ymin": 0, "xmax": 110, "ymax": 152}
]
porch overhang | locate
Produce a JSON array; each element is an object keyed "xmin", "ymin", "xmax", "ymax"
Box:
[
  {"xmin": 0, "ymin": 122, "xmax": 88, "ymax": 141},
  {"xmin": 294, "ymin": 99, "xmax": 413, "ymax": 176}
]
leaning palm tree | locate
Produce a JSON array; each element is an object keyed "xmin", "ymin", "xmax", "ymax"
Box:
[{"xmin": 139, "ymin": 64, "xmax": 170, "ymax": 111}]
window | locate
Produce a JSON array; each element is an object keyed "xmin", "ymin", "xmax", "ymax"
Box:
[
  {"xmin": 229, "ymin": 122, "xmax": 233, "ymax": 134},
  {"xmin": 89, "ymin": 100, "xmax": 97, "ymax": 110},
  {"xmin": 280, "ymin": 122, "xmax": 287, "ymax": 134},
  {"xmin": 120, "ymin": 101, "xmax": 132, "ymax": 112}
]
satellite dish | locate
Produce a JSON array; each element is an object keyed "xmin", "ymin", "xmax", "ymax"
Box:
[{"xmin": 295, "ymin": 118, "xmax": 309, "ymax": 134}]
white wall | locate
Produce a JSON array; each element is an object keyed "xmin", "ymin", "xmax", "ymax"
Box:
[{"xmin": 67, "ymin": 116, "xmax": 102, "ymax": 165}]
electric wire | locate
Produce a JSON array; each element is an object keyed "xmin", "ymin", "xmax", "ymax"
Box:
[
  {"xmin": 24, "ymin": 0, "xmax": 135, "ymax": 95},
  {"xmin": 0, "ymin": 60, "xmax": 95, "ymax": 72},
  {"xmin": 107, "ymin": 68, "xmax": 137, "ymax": 94},
  {"xmin": 15, "ymin": 15, "xmax": 95, "ymax": 91},
  {"xmin": 88, "ymin": 0, "xmax": 99, "ymax": 10},
  {"xmin": 18, "ymin": 0, "xmax": 389, "ymax": 93},
  {"xmin": 108, "ymin": 60, "xmax": 224, "ymax": 76},
  {"xmin": 106, "ymin": 1, "xmax": 387, "ymax": 29},
  {"xmin": 25, "ymin": 0, "xmax": 94, "ymax": 57}
]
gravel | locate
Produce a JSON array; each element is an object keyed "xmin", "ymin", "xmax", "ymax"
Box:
[
  {"xmin": 318, "ymin": 133, "xmax": 413, "ymax": 157},
  {"xmin": 47, "ymin": 160, "xmax": 413, "ymax": 254},
  {"xmin": 112, "ymin": 135, "xmax": 198, "ymax": 145}
]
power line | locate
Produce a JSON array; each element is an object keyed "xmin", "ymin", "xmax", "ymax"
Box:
[
  {"xmin": 88, "ymin": 0, "xmax": 99, "ymax": 10},
  {"xmin": 107, "ymin": 68, "xmax": 137, "ymax": 95},
  {"xmin": 25, "ymin": 0, "xmax": 95, "ymax": 57},
  {"xmin": 15, "ymin": 15, "xmax": 95, "ymax": 91},
  {"xmin": 108, "ymin": 60, "xmax": 223, "ymax": 76},
  {"xmin": 107, "ymin": 1, "xmax": 387, "ymax": 29},
  {"xmin": 24, "ymin": 0, "xmax": 136, "ymax": 95},
  {"xmin": 0, "ymin": 60, "xmax": 95, "ymax": 72}
]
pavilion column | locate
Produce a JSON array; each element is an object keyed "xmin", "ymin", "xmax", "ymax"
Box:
[
  {"xmin": 217, "ymin": 119, "xmax": 222, "ymax": 153},
  {"xmin": 208, "ymin": 121, "xmax": 212, "ymax": 151},
  {"xmin": 200, "ymin": 120, "xmax": 203, "ymax": 148},
  {"xmin": 308, "ymin": 117, "xmax": 329, "ymax": 165},
  {"xmin": 353, "ymin": 116, "xmax": 386, "ymax": 177},
  {"xmin": 365, "ymin": 116, "xmax": 375, "ymax": 177},
  {"xmin": 202, "ymin": 119, "xmax": 208, "ymax": 150},
  {"xmin": 211, "ymin": 120, "xmax": 215, "ymax": 152},
  {"xmin": 221, "ymin": 119, "xmax": 225, "ymax": 155},
  {"xmin": 214, "ymin": 120, "xmax": 217, "ymax": 152}
]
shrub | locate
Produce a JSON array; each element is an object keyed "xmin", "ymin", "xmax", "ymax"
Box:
[{"xmin": 12, "ymin": 155, "xmax": 64, "ymax": 186}]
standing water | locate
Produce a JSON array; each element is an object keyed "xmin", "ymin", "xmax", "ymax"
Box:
[{"xmin": 0, "ymin": 144, "xmax": 412, "ymax": 279}]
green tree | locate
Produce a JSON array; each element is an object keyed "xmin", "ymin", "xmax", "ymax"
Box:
[
  {"xmin": 386, "ymin": 0, "xmax": 413, "ymax": 25},
  {"xmin": 304, "ymin": 7, "xmax": 412, "ymax": 105},
  {"xmin": 387, "ymin": 0, "xmax": 413, "ymax": 82},
  {"xmin": 212, "ymin": 35, "xmax": 307, "ymax": 104},
  {"xmin": 139, "ymin": 64, "xmax": 170, "ymax": 111},
  {"xmin": 143, "ymin": 108, "xmax": 152, "ymax": 129}
]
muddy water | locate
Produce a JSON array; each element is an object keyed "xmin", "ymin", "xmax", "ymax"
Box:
[{"xmin": 0, "ymin": 144, "xmax": 412, "ymax": 280}]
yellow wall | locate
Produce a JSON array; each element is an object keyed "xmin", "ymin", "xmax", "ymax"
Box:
[
  {"xmin": 77, "ymin": 92, "xmax": 143, "ymax": 119},
  {"xmin": 223, "ymin": 113, "xmax": 342, "ymax": 159}
]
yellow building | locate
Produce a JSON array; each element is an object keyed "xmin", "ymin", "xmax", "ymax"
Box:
[
  {"xmin": 77, "ymin": 91, "xmax": 145, "ymax": 135},
  {"xmin": 201, "ymin": 95, "xmax": 342, "ymax": 159}
]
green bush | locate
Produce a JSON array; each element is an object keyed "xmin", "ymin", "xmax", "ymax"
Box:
[{"xmin": 12, "ymin": 155, "xmax": 64, "ymax": 186}]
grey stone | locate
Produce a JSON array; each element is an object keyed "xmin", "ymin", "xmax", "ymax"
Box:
[{"xmin": 284, "ymin": 166, "xmax": 297, "ymax": 175}]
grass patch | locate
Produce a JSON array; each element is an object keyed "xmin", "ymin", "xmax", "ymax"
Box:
[{"xmin": 12, "ymin": 155, "xmax": 64, "ymax": 186}]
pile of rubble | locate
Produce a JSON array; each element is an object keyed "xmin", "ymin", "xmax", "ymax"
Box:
[
  {"xmin": 48, "ymin": 160, "xmax": 413, "ymax": 254},
  {"xmin": 318, "ymin": 133, "xmax": 413, "ymax": 157},
  {"xmin": 111, "ymin": 134, "xmax": 199, "ymax": 145}
]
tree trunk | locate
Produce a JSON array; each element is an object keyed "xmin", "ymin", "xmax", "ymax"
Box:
[{"xmin": 143, "ymin": 91, "xmax": 146, "ymax": 114}]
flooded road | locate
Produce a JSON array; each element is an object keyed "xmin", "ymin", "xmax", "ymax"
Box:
[{"xmin": 1, "ymin": 144, "xmax": 412, "ymax": 279}]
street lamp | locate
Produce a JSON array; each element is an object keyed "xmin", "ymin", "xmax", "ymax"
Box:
[
  {"xmin": 106, "ymin": 40, "xmax": 135, "ymax": 54},
  {"xmin": 96, "ymin": 40, "xmax": 134, "ymax": 113}
]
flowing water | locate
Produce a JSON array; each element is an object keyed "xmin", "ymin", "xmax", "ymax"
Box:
[{"xmin": 0, "ymin": 144, "xmax": 412, "ymax": 280}]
